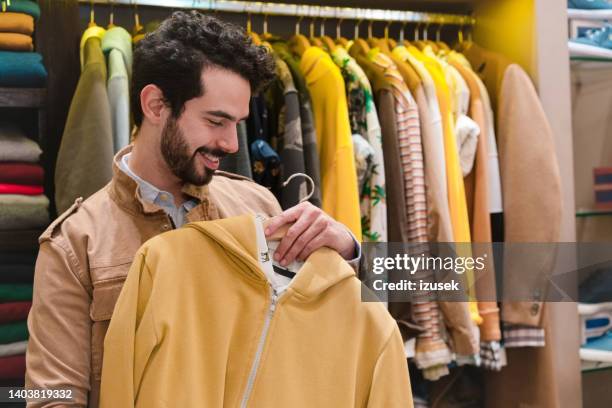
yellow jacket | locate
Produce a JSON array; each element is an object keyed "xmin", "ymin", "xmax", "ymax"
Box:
[
  {"xmin": 100, "ymin": 214, "xmax": 412, "ymax": 407},
  {"xmin": 300, "ymin": 46, "xmax": 362, "ymax": 240}
]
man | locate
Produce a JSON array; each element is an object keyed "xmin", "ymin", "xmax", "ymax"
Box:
[{"xmin": 25, "ymin": 12, "xmax": 360, "ymax": 407}]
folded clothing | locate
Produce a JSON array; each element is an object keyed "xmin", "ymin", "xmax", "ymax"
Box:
[
  {"xmin": 0, "ymin": 183, "xmax": 43, "ymax": 195},
  {"xmin": 0, "ymin": 124, "xmax": 41, "ymax": 163},
  {"xmin": 0, "ymin": 321, "xmax": 27, "ymax": 344},
  {"xmin": 0, "ymin": 354, "xmax": 25, "ymax": 380},
  {"xmin": 0, "ymin": 194, "xmax": 49, "ymax": 231},
  {"xmin": 0, "ymin": 340, "xmax": 27, "ymax": 357},
  {"xmin": 0, "ymin": 301, "xmax": 31, "ymax": 324},
  {"xmin": 0, "ymin": 229, "xmax": 43, "ymax": 251},
  {"xmin": 0, "ymin": 264, "xmax": 34, "ymax": 284},
  {"xmin": 0, "ymin": 284, "xmax": 32, "ymax": 302},
  {"xmin": 0, "ymin": 51, "xmax": 47, "ymax": 87},
  {"xmin": 2, "ymin": 0, "xmax": 40, "ymax": 20},
  {"xmin": 0, "ymin": 12, "xmax": 34, "ymax": 35},
  {"xmin": 0, "ymin": 250, "xmax": 37, "ymax": 265},
  {"xmin": 0, "ymin": 32, "xmax": 32, "ymax": 51},
  {"xmin": 0, "ymin": 162, "xmax": 43, "ymax": 185}
]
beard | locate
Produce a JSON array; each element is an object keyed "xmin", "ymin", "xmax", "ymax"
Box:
[{"xmin": 160, "ymin": 116, "xmax": 226, "ymax": 186}]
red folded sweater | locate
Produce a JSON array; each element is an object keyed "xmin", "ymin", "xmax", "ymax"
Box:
[
  {"xmin": 0, "ymin": 301, "xmax": 32, "ymax": 324},
  {"xmin": 0, "ymin": 354, "xmax": 25, "ymax": 379},
  {"xmin": 0, "ymin": 163, "xmax": 44, "ymax": 185},
  {"xmin": 0, "ymin": 183, "xmax": 43, "ymax": 195}
]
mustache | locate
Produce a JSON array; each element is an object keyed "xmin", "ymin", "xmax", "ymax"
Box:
[{"xmin": 193, "ymin": 146, "xmax": 228, "ymax": 159}]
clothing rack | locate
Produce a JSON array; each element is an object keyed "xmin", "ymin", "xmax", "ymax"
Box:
[{"xmin": 80, "ymin": 0, "xmax": 475, "ymax": 25}]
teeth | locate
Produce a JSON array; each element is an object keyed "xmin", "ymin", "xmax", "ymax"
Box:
[{"xmin": 201, "ymin": 152, "xmax": 219, "ymax": 163}]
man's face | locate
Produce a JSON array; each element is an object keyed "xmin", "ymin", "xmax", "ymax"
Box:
[{"xmin": 160, "ymin": 66, "xmax": 251, "ymax": 186}]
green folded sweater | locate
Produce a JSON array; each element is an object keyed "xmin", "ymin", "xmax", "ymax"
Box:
[
  {"xmin": 0, "ymin": 321, "xmax": 28, "ymax": 344},
  {"xmin": 3, "ymin": 0, "xmax": 40, "ymax": 20},
  {"xmin": 0, "ymin": 284, "xmax": 32, "ymax": 302}
]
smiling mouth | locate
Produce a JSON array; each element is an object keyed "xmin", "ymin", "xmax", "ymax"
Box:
[{"xmin": 199, "ymin": 151, "xmax": 221, "ymax": 170}]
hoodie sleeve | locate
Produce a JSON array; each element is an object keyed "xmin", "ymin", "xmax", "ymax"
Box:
[
  {"xmin": 367, "ymin": 325, "xmax": 414, "ymax": 407},
  {"xmin": 99, "ymin": 249, "xmax": 159, "ymax": 408}
]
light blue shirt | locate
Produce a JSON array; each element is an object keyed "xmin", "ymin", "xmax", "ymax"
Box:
[{"xmin": 119, "ymin": 152, "xmax": 198, "ymax": 227}]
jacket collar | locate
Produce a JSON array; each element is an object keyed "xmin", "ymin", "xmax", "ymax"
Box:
[
  {"xmin": 186, "ymin": 214, "xmax": 355, "ymax": 300},
  {"xmin": 109, "ymin": 145, "xmax": 213, "ymax": 217}
]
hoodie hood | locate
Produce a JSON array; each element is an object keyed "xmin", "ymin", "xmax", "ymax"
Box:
[
  {"xmin": 101, "ymin": 26, "xmax": 133, "ymax": 75},
  {"xmin": 185, "ymin": 214, "xmax": 355, "ymax": 300}
]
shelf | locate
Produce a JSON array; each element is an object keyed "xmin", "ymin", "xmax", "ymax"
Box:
[
  {"xmin": 0, "ymin": 88, "xmax": 47, "ymax": 108},
  {"xmin": 568, "ymin": 8, "xmax": 612, "ymax": 21},
  {"xmin": 576, "ymin": 209, "xmax": 612, "ymax": 218}
]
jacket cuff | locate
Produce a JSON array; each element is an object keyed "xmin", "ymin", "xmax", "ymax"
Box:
[{"xmin": 502, "ymin": 322, "xmax": 545, "ymax": 348}]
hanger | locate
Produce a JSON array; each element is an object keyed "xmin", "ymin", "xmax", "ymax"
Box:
[
  {"xmin": 318, "ymin": 15, "xmax": 336, "ymax": 52},
  {"xmin": 108, "ymin": 0, "xmax": 116, "ymax": 29},
  {"xmin": 262, "ymin": 173, "xmax": 314, "ymax": 242},
  {"xmin": 88, "ymin": 0, "xmax": 98, "ymax": 28},
  {"xmin": 309, "ymin": 14, "xmax": 323, "ymax": 48},
  {"xmin": 352, "ymin": 18, "xmax": 370, "ymax": 54},
  {"xmin": 334, "ymin": 15, "xmax": 348, "ymax": 46},
  {"xmin": 246, "ymin": 10, "xmax": 261, "ymax": 45},
  {"xmin": 289, "ymin": 15, "xmax": 311, "ymax": 56},
  {"xmin": 132, "ymin": 0, "xmax": 144, "ymax": 37}
]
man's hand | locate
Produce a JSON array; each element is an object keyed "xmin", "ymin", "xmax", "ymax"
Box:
[{"xmin": 264, "ymin": 201, "xmax": 357, "ymax": 266}]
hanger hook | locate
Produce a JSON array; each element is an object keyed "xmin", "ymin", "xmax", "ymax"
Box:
[
  {"xmin": 354, "ymin": 18, "xmax": 362, "ymax": 40},
  {"xmin": 295, "ymin": 15, "xmax": 304, "ymax": 36},
  {"xmin": 384, "ymin": 20, "xmax": 391, "ymax": 40},
  {"xmin": 309, "ymin": 6, "xmax": 317, "ymax": 38},
  {"xmin": 263, "ymin": 13, "xmax": 269, "ymax": 35},
  {"xmin": 436, "ymin": 18, "xmax": 444, "ymax": 42},
  {"xmin": 336, "ymin": 17, "xmax": 344, "ymax": 40},
  {"xmin": 283, "ymin": 173, "xmax": 315, "ymax": 204},
  {"xmin": 320, "ymin": 8, "xmax": 326, "ymax": 37},
  {"xmin": 367, "ymin": 20, "xmax": 373, "ymax": 40},
  {"xmin": 399, "ymin": 21, "xmax": 407, "ymax": 43}
]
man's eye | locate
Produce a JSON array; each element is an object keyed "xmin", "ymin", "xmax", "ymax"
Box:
[{"xmin": 207, "ymin": 119, "xmax": 222, "ymax": 127}]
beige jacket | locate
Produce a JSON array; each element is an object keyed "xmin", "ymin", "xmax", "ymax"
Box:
[{"xmin": 26, "ymin": 146, "xmax": 284, "ymax": 407}]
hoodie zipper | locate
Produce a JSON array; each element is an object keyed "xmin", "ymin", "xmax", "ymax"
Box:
[{"xmin": 240, "ymin": 286, "xmax": 278, "ymax": 408}]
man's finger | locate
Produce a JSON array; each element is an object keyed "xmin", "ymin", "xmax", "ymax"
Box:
[
  {"xmin": 274, "ymin": 208, "xmax": 318, "ymax": 262},
  {"xmin": 281, "ymin": 217, "xmax": 327, "ymax": 265},
  {"xmin": 264, "ymin": 202, "xmax": 308, "ymax": 235}
]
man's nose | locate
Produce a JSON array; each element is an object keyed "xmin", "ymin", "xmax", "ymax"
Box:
[{"xmin": 217, "ymin": 125, "xmax": 240, "ymax": 154}]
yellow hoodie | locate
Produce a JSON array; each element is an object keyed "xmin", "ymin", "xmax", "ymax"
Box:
[{"xmin": 100, "ymin": 214, "xmax": 412, "ymax": 407}]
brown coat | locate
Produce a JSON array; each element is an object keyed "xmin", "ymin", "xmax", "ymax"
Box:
[
  {"xmin": 464, "ymin": 43, "xmax": 563, "ymax": 408},
  {"xmin": 25, "ymin": 146, "xmax": 284, "ymax": 407}
]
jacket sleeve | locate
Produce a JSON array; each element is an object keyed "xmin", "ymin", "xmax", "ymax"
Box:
[
  {"xmin": 99, "ymin": 250, "xmax": 157, "ymax": 408},
  {"xmin": 367, "ymin": 325, "xmax": 414, "ymax": 408},
  {"xmin": 25, "ymin": 240, "xmax": 92, "ymax": 408}
]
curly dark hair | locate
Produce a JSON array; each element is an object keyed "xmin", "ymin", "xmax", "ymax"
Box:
[{"xmin": 131, "ymin": 11, "xmax": 276, "ymax": 127}]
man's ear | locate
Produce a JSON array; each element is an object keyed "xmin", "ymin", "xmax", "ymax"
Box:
[{"xmin": 140, "ymin": 84, "xmax": 167, "ymax": 125}]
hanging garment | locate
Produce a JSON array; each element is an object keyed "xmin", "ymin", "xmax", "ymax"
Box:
[
  {"xmin": 407, "ymin": 44, "xmax": 480, "ymax": 358},
  {"xmin": 0, "ymin": 163, "xmax": 43, "ymax": 186},
  {"xmin": 300, "ymin": 47, "xmax": 362, "ymax": 240},
  {"xmin": 352, "ymin": 133, "xmax": 375, "ymax": 192},
  {"xmin": 1, "ymin": 0, "xmax": 40, "ymax": 20},
  {"xmin": 99, "ymin": 214, "xmax": 412, "ymax": 407},
  {"xmin": 0, "ymin": 124, "xmax": 41, "ymax": 163},
  {"xmin": 265, "ymin": 55, "xmax": 307, "ymax": 209},
  {"xmin": 464, "ymin": 43, "xmax": 562, "ymax": 408},
  {"xmin": 101, "ymin": 26, "xmax": 133, "ymax": 153},
  {"xmin": 393, "ymin": 45, "xmax": 452, "ymax": 243},
  {"xmin": 0, "ymin": 12, "xmax": 34, "ymax": 35},
  {"xmin": 0, "ymin": 51, "xmax": 46, "ymax": 87},
  {"xmin": 331, "ymin": 45, "xmax": 388, "ymax": 242},
  {"xmin": 0, "ymin": 184, "xmax": 43, "ymax": 195},
  {"xmin": 0, "ymin": 194, "xmax": 48, "ymax": 230},
  {"xmin": 0, "ymin": 302, "xmax": 31, "ymax": 324},
  {"xmin": 271, "ymin": 42, "xmax": 322, "ymax": 208},
  {"xmin": 218, "ymin": 120, "xmax": 253, "ymax": 178},
  {"xmin": 25, "ymin": 145, "xmax": 286, "ymax": 408},
  {"xmin": 55, "ymin": 26, "xmax": 113, "ymax": 214},
  {"xmin": 449, "ymin": 58, "xmax": 501, "ymax": 343},
  {"xmin": 0, "ymin": 33, "xmax": 32, "ymax": 51}
]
